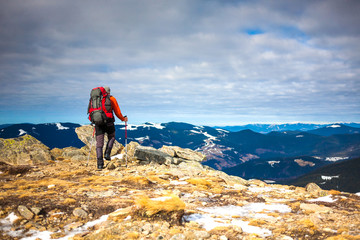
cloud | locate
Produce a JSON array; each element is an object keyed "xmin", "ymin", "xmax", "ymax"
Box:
[{"xmin": 0, "ymin": 0, "xmax": 359, "ymax": 124}]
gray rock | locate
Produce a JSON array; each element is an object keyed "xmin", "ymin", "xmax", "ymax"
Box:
[
  {"xmin": 300, "ymin": 203, "xmax": 332, "ymax": 213},
  {"xmin": 0, "ymin": 135, "xmax": 52, "ymax": 165},
  {"xmin": 194, "ymin": 230, "xmax": 211, "ymax": 239},
  {"xmin": 18, "ymin": 205, "xmax": 34, "ymax": 220},
  {"xmin": 107, "ymin": 161, "xmax": 116, "ymax": 170},
  {"xmin": 73, "ymin": 208, "xmax": 88, "ymax": 218},
  {"xmin": 177, "ymin": 161, "xmax": 204, "ymax": 176},
  {"xmin": 170, "ymin": 233, "xmax": 186, "ymax": 240},
  {"xmin": 160, "ymin": 146, "xmax": 206, "ymax": 162},
  {"xmin": 306, "ymin": 182, "xmax": 322, "ymax": 193},
  {"xmin": 30, "ymin": 207, "xmax": 42, "ymax": 215},
  {"xmin": 134, "ymin": 146, "xmax": 172, "ymax": 165}
]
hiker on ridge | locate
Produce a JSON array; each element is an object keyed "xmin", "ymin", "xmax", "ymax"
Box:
[{"xmin": 92, "ymin": 86, "xmax": 127, "ymax": 170}]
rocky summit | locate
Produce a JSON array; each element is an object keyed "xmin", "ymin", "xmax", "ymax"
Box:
[{"xmin": 0, "ymin": 126, "xmax": 359, "ymax": 240}]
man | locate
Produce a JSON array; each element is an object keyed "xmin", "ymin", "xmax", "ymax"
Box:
[{"xmin": 95, "ymin": 86, "xmax": 128, "ymax": 170}]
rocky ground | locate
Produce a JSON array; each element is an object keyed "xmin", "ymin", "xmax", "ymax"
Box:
[{"xmin": 0, "ymin": 126, "xmax": 360, "ymax": 240}]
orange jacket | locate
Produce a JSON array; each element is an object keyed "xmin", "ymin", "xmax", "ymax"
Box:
[{"xmin": 110, "ymin": 96, "xmax": 126, "ymax": 121}]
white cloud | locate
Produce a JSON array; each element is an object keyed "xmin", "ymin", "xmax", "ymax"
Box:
[{"xmin": 0, "ymin": 0, "xmax": 359, "ymax": 124}]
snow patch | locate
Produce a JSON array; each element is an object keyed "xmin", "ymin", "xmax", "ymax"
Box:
[
  {"xmin": 135, "ymin": 136, "xmax": 150, "ymax": 141},
  {"xmin": 170, "ymin": 180, "xmax": 189, "ymax": 185},
  {"xmin": 55, "ymin": 123, "xmax": 69, "ymax": 130},
  {"xmin": 216, "ymin": 128, "xmax": 229, "ymax": 133},
  {"xmin": 0, "ymin": 213, "xmax": 22, "ymax": 237},
  {"xmin": 325, "ymin": 157, "xmax": 349, "ymax": 162},
  {"xmin": 111, "ymin": 154, "xmax": 123, "ymax": 160},
  {"xmin": 267, "ymin": 161, "xmax": 280, "ymax": 167},
  {"xmin": 121, "ymin": 122, "xmax": 165, "ymax": 130},
  {"xmin": 190, "ymin": 130, "xmax": 217, "ymax": 141},
  {"xmin": 264, "ymin": 180, "xmax": 276, "ymax": 184},
  {"xmin": 19, "ymin": 129, "xmax": 27, "ymax": 136},
  {"xmin": 21, "ymin": 213, "xmax": 110, "ymax": 240},
  {"xmin": 308, "ymin": 195, "xmax": 336, "ymax": 203},
  {"xmin": 151, "ymin": 196, "xmax": 173, "ymax": 201},
  {"xmin": 321, "ymin": 175, "xmax": 339, "ymax": 181},
  {"xmin": 185, "ymin": 203, "xmax": 291, "ymax": 237},
  {"xmin": 327, "ymin": 124, "xmax": 341, "ymax": 128}
]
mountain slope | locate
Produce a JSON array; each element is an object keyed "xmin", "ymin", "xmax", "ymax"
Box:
[
  {"xmin": 285, "ymin": 157, "xmax": 360, "ymax": 193},
  {"xmin": 223, "ymin": 156, "xmax": 327, "ymax": 181}
]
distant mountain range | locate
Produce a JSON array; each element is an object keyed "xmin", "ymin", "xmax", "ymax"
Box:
[
  {"xmin": 1, "ymin": 121, "xmax": 359, "ymax": 192},
  {"xmin": 0, "ymin": 123, "xmax": 84, "ymax": 149},
  {"xmin": 214, "ymin": 122, "xmax": 360, "ymax": 133}
]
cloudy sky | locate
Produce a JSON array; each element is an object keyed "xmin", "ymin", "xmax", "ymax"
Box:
[{"xmin": 0, "ymin": 0, "xmax": 359, "ymax": 126}]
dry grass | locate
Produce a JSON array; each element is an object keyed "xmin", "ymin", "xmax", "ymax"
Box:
[
  {"xmin": 186, "ymin": 178, "xmax": 212, "ymax": 188},
  {"xmin": 329, "ymin": 189, "xmax": 342, "ymax": 195},
  {"xmin": 134, "ymin": 194, "xmax": 185, "ymax": 217},
  {"xmin": 80, "ymin": 175, "xmax": 120, "ymax": 186},
  {"xmin": 121, "ymin": 176, "xmax": 151, "ymax": 186},
  {"xmin": 62, "ymin": 198, "xmax": 77, "ymax": 205},
  {"xmin": 186, "ymin": 177, "xmax": 224, "ymax": 194}
]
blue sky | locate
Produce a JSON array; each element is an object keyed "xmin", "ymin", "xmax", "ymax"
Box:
[{"xmin": 0, "ymin": 0, "xmax": 359, "ymax": 126}]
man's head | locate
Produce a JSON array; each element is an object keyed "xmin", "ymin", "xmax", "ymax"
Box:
[{"xmin": 104, "ymin": 86, "xmax": 110, "ymax": 94}]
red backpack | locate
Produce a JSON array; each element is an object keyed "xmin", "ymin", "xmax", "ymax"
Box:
[{"xmin": 87, "ymin": 87, "xmax": 114, "ymax": 125}]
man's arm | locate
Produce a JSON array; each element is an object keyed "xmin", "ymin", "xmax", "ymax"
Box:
[{"xmin": 110, "ymin": 96, "xmax": 127, "ymax": 121}]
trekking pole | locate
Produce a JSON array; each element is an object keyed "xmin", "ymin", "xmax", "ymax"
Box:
[
  {"xmin": 86, "ymin": 125, "xmax": 96, "ymax": 167},
  {"xmin": 124, "ymin": 116, "xmax": 128, "ymax": 167}
]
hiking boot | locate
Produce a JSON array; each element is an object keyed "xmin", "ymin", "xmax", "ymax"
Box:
[
  {"xmin": 97, "ymin": 165, "xmax": 104, "ymax": 170},
  {"xmin": 97, "ymin": 157, "xmax": 104, "ymax": 170},
  {"xmin": 104, "ymin": 152, "xmax": 111, "ymax": 161},
  {"xmin": 104, "ymin": 147, "xmax": 111, "ymax": 161}
]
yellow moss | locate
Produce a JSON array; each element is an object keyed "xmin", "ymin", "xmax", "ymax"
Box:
[
  {"xmin": 56, "ymin": 169, "xmax": 90, "ymax": 178},
  {"xmin": 326, "ymin": 235, "xmax": 360, "ymax": 240},
  {"xmin": 126, "ymin": 232, "xmax": 140, "ymax": 239},
  {"xmin": 265, "ymin": 212, "xmax": 280, "ymax": 218},
  {"xmin": 337, "ymin": 228, "xmax": 349, "ymax": 234},
  {"xmin": 62, "ymin": 198, "xmax": 77, "ymax": 205},
  {"xmin": 289, "ymin": 202, "xmax": 301, "ymax": 212},
  {"xmin": 329, "ymin": 190, "xmax": 341, "ymax": 195},
  {"xmin": 298, "ymin": 218, "xmax": 317, "ymax": 231},
  {"xmin": 169, "ymin": 227, "xmax": 182, "ymax": 235},
  {"xmin": 147, "ymin": 175, "xmax": 169, "ymax": 185},
  {"xmin": 134, "ymin": 194, "xmax": 185, "ymax": 217},
  {"xmin": 211, "ymin": 226, "xmax": 231, "ymax": 232},
  {"xmin": 81, "ymin": 175, "xmax": 120, "ymax": 185},
  {"xmin": 121, "ymin": 176, "xmax": 151, "ymax": 186},
  {"xmin": 186, "ymin": 178, "xmax": 212, "ymax": 188},
  {"xmin": 248, "ymin": 219, "xmax": 267, "ymax": 227}
]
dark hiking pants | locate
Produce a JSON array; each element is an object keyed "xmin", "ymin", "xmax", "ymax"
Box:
[{"xmin": 95, "ymin": 122, "xmax": 116, "ymax": 167}]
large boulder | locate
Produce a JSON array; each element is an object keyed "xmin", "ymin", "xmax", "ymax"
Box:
[
  {"xmin": 0, "ymin": 134, "xmax": 52, "ymax": 165},
  {"xmin": 159, "ymin": 146, "xmax": 206, "ymax": 162},
  {"xmin": 75, "ymin": 125, "xmax": 124, "ymax": 158},
  {"xmin": 134, "ymin": 146, "xmax": 173, "ymax": 165}
]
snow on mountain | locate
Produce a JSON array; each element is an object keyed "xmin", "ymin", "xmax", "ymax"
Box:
[
  {"xmin": 55, "ymin": 123, "xmax": 70, "ymax": 130},
  {"xmin": 123, "ymin": 122, "xmax": 165, "ymax": 131},
  {"xmin": 327, "ymin": 124, "xmax": 341, "ymax": 128},
  {"xmin": 325, "ymin": 157, "xmax": 349, "ymax": 162},
  {"xmin": 321, "ymin": 175, "xmax": 339, "ymax": 181},
  {"xmin": 267, "ymin": 161, "xmax": 280, "ymax": 167},
  {"xmin": 18, "ymin": 129, "xmax": 27, "ymax": 136}
]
